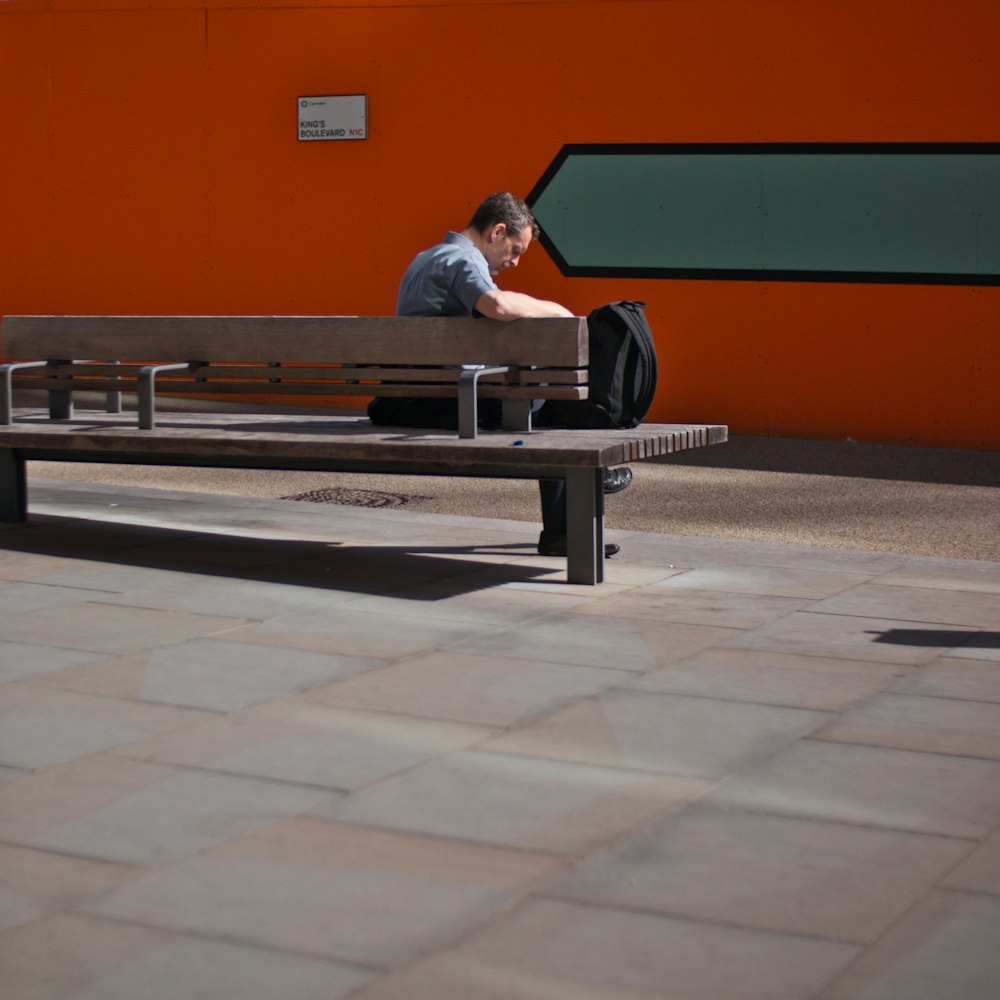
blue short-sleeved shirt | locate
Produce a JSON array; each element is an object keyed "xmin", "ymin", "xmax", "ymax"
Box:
[{"xmin": 396, "ymin": 231, "xmax": 498, "ymax": 317}]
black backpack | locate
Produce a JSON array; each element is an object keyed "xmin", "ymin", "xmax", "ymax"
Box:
[{"xmin": 542, "ymin": 300, "xmax": 658, "ymax": 429}]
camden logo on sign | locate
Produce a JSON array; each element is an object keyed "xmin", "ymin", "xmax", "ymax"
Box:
[{"xmin": 298, "ymin": 95, "xmax": 367, "ymax": 141}]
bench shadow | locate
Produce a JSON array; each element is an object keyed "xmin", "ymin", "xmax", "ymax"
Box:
[
  {"xmin": 867, "ymin": 628, "xmax": 1000, "ymax": 650},
  {"xmin": 0, "ymin": 515, "xmax": 556, "ymax": 598}
]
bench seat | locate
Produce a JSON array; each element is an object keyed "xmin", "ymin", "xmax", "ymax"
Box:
[
  {"xmin": 0, "ymin": 409, "xmax": 728, "ymax": 584},
  {"xmin": 0, "ymin": 312, "xmax": 728, "ymax": 583}
]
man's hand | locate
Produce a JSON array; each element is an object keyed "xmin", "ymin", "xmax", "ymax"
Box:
[{"xmin": 475, "ymin": 289, "xmax": 575, "ymax": 321}]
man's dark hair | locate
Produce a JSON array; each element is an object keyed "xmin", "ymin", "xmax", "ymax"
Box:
[{"xmin": 468, "ymin": 192, "xmax": 540, "ymax": 239}]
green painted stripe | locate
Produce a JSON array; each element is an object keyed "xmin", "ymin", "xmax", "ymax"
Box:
[{"xmin": 528, "ymin": 145, "xmax": 1000, "ymax": 282}]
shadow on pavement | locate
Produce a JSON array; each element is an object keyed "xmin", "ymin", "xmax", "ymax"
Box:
[
  {"xmin": 656, "ymin": 435, "xmax": 1000, "ymax": 487},
  {"xmin": 870, "ymin": 628, "xmax": 1000, "ymax": 649},
  {"xmin": 0, "ymin": 514, "xmax": 554, "ymax": 597}
]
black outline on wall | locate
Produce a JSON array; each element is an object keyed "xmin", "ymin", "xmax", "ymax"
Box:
[{"xmin": 525, "ymin": 143, "xmax": 1000, "ymax": 286}]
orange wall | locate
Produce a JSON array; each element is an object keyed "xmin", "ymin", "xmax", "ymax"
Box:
[{"xmin": 1, "ymin": 0, "xmax": 998, "ymax": 448}]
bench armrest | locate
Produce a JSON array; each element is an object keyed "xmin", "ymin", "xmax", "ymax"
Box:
[
  {"xmin": 138, "ymin": 362, "xmax": 205, "ymax": 429},
  {"xmin": 0, "ymin": 361, "xmax": 51, "ymax": 424},
  {"xmin": 457, "ymin": 365, "xmax": 521, "ymax": 439}
]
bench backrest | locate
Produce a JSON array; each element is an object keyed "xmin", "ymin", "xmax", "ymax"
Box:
[{"xmin": 0, "ymin": 315, "xmax": 589, "ymax": 367}]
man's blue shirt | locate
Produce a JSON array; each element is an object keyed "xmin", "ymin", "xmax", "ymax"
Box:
[{"xmin": 396, "ymin": 231, "xmax": 497, "ymax": 317}]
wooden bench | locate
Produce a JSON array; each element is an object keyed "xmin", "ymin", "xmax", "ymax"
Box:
[
  {"xmin": 0, "ymin": 315, "xmax": 728, "ymax": 584},
  {"xmin": 0, "ymin": 315, "xmax": 592, "ymax": 439}
]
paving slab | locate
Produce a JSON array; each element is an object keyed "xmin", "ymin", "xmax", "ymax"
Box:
[
  {"xmin": 0, "ymin": 754, "xmax": 337, "ymax": 867},
  {"xmin": 888, "ymin": 655, "xmax": 1000, "ymax": 700},
  {"xmin": 68, "ymin": 571, "xmax": 359, "ymax": 616},
  {"xmin": 813, "ymin": 690, "xmax": 1000, "ymax": 758},
  {"xmin": 0, "ymin": 560, "xmax": 200, "ymax": 600},
  {"xmin": 875, "ymin": 563, "xmax": 1000, "ymax": 595},
  {"xmin": 218, "ymin": 605, "xmax": 504, "ymax": 660},
  {"xmin": 0, "ymin": 683, "xmax": 210, "ymax": 770},
  {"xmin": 721, "ymin": 610, "xmax": 978, "ymax": 665},
  {"xmin": 27, "ymin": 638, "xmax": 388, "ymax": 711},
  {"xmin": 0, "ymin": 580, "xmax": 121, "ymax": 616},
  {"xmin": 808, "ymin": 581, "xmax": 1000, "ymax": 628},
  {"xmin": 0, "ymin": 469, "xmax": 998, "ymax": 999},
  {"xmin": 299, "ymin": 649, "xmax": 627, "ymax": 727},
  {"xmin": 480, "ymin": 688, "xmax": 832, "ymax": 779},
  {"xmin": 624, "ymin": 646, "xmax": 907, "ymax": 710},
  {"xmin": 453, "ymin": 611, "xmax": 741, "ymax": 672},
  {"xmin": 0, "ymin": 912, "xmax": 373, "ymax": 1000},
  {"xmin": 112, "ymin": 700, "xmax": 494, "ymax": 791},
  {"xmin": 707, "ymin": 739, "xmax": 1000, "ymax": 839},
  {"xmin": 542, "ymin": 802, "xmax": 972, "ymax": 944},
  {"xmin": 819, "ymin": 890, "xmax": 1000, "ymax": 1000},
  {"xmin": 320, "ymin": 749, "xmax": 709, "ymax": 855},
  {"xmin": 349, "ymin": 897, "xmax": 859, "ymax": 1000},
  {"xmin": 0, "ymin": 640, "xmax": 108, "ymax": 683},
  {"xmin": 942, "ymin": 828, "xmax": 1000, "ymax": 895},
  {"xmin": 0, "ymin": 600, "xmax": 249, "ymax": 656},
  {"xmin": 573, "ymin": 585, "xmax": 812, "ymax": 629},
  {"xmin": 642, "ymin": 562, "xmax": 874, "ymax": 599},
  {"xmin": 0, "ymin": 844, "xmax": 142, "ymax": 933},
  {"xmin": 81, "ymin": 817, "xmax": 563, "ymax": 970}
]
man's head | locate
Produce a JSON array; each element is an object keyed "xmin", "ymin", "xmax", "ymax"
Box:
[{"xmin": 466, "ymin": 193, "xmax": 540, "ymax": 275}]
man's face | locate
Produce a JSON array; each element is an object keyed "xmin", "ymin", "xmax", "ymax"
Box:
[{"xmin": 482, "ymin": 223, "xmax": 532, "ymax": 276}]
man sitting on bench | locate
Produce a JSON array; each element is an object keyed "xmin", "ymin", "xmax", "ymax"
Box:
[{"xmin": 368, "ymin": 191, "xmax": 632, "ymax": 558}]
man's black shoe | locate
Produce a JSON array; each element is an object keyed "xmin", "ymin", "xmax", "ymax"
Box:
[
  {"xmin": 603, "ymin": 467, "xmax": 633, "ymax": 494},
  {"xmin": 537, "ymin": 533, "xmax": 620, "ymax": 558}
]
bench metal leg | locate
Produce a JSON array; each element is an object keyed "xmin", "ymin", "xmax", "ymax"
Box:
[
  {"xmin": 0, "ymin": 450, "xmax": 27, "ymax": 522},
  {"xmin": 0, "ymin": 369, "xmax": 13, "ymax": 425},
  {"xmin": 501, "ymin": 399, "xmax": 532, "ymax": 433},
  {"xmin": 565, "ymin": 467, "xmax": 604, "ymax": 585},
  {"xmin": 49, "ymin": 389, "xmax": 73, "ymax": 420},
  {"xmin": 138, "ymin": 371, "xmax": 156, "ymax": 430},
  {"xmin": 457, "ymin": 385, "xmax": 477, "ymax": 440},
  {"xmin": 107, "ymin": 359, "xmax": 122, "ymax": 413}
]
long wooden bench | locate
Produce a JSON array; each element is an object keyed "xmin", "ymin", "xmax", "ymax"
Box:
[
  {"xmin": 0, "ymin": 315, "xmax": 728, "ymax": 584},
  {"xmin": 0, "ymin": 315, "xmax": 592, "ymax": 439}
]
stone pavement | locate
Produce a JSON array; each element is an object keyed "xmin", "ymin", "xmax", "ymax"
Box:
[{"xmin": 1, "ymin": 475, "xmax": 999, "ymax": 999}]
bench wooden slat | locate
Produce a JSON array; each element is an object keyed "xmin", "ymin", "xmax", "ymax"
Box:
[
  {"xmin": 12, "ymin": 377, "xmax": 587, "ymax": 400},
  {"xmin": 12, "ymin": 364, "xmax": 588, "ymax": 386},
  {"xmin": 1, "ymin": 315, "xmax": 589, "ymax": 367}
]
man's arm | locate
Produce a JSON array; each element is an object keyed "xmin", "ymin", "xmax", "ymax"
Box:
[{"xmin": 474, "ymin": 289, "xmax": 574, "ymax": 320}]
